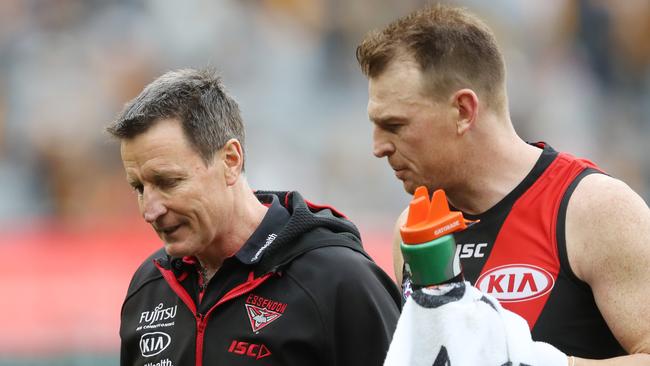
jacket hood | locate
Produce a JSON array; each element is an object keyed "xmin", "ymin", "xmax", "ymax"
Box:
[
  {"xmin": 126, "ymin": 190, "xmax": 369, "ymax": 301},
  {"xmin": 248, "ymin": 190, "xmax": 364, "ymax": 273}
]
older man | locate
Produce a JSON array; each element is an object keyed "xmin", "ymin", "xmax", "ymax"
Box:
[{"xmin": 108, "ymin": 69, "xmax": 400, "ymax": 366}]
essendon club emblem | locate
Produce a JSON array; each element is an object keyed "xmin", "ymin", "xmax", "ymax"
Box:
[{"xmin": 245, "ymin": 304, "xmax": 282, "ymax": 332}]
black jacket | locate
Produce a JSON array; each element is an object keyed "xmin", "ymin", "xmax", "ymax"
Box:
[{"xmin": 120, "ymin": 191, "xmax": 401, "ymax": 366}]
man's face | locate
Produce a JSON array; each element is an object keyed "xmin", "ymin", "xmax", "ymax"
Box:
[
  {"xmin": 367, "ymin": 58, "xmax": 460, "ymax": 194},
  {"xmin": 120, "ymin": 118, "xmax": 230, "ymax": 258}
]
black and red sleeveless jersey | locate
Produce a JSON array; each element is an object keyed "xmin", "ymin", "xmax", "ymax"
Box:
[{"xmin": 453, "ymin": 142, "xmax": 625, "ymax": 358}]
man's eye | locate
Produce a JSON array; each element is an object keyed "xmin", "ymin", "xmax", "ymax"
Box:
[
  {"xmin": 158, "ymin": 178, "xmax": 180, "ymax": 188},
  {"xmin": 384, "ymin": 124, "xmax": 402, "ymax": 132}
]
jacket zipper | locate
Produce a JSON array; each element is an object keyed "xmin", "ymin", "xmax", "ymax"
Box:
[
  {"xmin": 195, "ymin": 313, "xmax": 207, "ymax": 366},
  {"xmin": 156, "ymin": 261, "xmax": 274, "ymax": 366}
]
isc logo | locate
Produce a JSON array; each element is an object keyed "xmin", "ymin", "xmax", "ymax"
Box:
[
  {"xmin": 455, "ymin": 243, "xmax": 488, "ymax": 258},
  {"xmin": 475, "ymin": 264, "xmax": 555, "ymax": 303},
  {"xmin": 228, "ymin": 340, "xmax": 272, "ymax": 360},
  {"xmin": 139, "ymin": 332, "xmax": 171, "ymax": 357}
]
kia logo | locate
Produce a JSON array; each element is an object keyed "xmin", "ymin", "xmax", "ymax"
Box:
[
  {"xmin": 139, "ymin": 332, "xmax": 171, "ymax": 357},
  {"xmin": 476, "ymin": 264, "xmax": 554, "ymax": 302}
]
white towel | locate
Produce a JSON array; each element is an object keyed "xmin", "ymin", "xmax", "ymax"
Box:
[{"xmin": 384, "ymin": 281, "xmax": 567, "ymax": 366}]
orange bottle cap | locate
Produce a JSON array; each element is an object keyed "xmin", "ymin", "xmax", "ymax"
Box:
[{"xmin": 400, "ymin": 186, "xmax": 473, "ymax": 244}]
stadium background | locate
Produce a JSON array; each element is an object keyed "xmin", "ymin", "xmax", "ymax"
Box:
[{"xmin": 0, "ymin": 0, "xmax": 648, "ymax": 364}]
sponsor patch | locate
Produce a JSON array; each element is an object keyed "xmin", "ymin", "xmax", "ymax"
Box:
[
  {"xmin": 140, "ymin": 303, "xmax": 177, "ymax": 325},
  {"xmin": 228, "ymin": 340, "xmax": 272, "ymax": 360},
  {"xmin": 456, "ymin": 242, "xmax": 488, "ymax": 258},
  {"xmin": 143, "ymin": 358, "xmax": 174, "ymax": 366},
  {"xmin": 139, "ymin": 331, "xmax": 171, "ymax": 357},
  {"xmin": 136, "ymin": 303, "xmax": 177, "ymax": 331},
  {"xmin": 475, "ymin": 264, "xmax": 555, "ymax": 303},
  {"xmin": 251, "ymin": 233, "xmax": 278, "ymax": 262}
]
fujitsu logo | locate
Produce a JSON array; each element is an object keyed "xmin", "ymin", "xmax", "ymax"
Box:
[
  {"xmin": 139, "ymin": 332, "xmax": 171, "ymax": 357},
  {"xmin": 475, "ymin": 264, "xmax": 555, "ymax": 303},
  {"xmin": 140, "ymin": 303, "xmax": 177, "ymax": 325}
]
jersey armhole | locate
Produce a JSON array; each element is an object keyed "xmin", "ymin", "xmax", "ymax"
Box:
[{"xmin": 556, "ymin": 168, "xmax": 602, "ymax": 290}]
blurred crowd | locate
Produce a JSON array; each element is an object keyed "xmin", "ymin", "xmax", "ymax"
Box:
[{"xmin": 0, "ymin": 0, "xmax": 649, "ymax": 231}]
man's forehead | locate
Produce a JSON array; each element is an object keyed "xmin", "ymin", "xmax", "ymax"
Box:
[
  {"xmin": 368, "ymin": 77, "xmax": 428, "ymax": 121},
  {"xmin": 120, "ymin": 131, "xmax": 199, "ymax": 179},
  {"xmin": 123, "ymin": 157, "xmax": 190, "ymax": 184}
]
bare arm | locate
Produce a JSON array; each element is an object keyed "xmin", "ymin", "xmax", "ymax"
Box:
[{"xmin": 566, "ymin": 174, "xmax": 650, "ymax": 365}]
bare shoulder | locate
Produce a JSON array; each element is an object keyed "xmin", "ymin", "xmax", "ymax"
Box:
[
  {"xmin": 392, "ymin": 207, "xmax": 409, "ymax": 286},
  {"xmin": 566, "ymin": 173, "xmax": 650, "ymax": 282},
  {"xmin": 566, "ymin": 173, "xmax": 650, "ymax": 352}
]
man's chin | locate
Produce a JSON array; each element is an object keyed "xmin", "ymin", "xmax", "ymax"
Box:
[
  {"xmin": 402, "ymin": 180, "xmax": 418, "ymax": 195},
  {"xmin": 163, "ymin": 241, "xmax": 189, "ymax": 258}
]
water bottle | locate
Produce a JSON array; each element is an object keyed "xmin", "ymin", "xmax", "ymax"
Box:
[{"xmin": 400, "ymin": 186, "xmax": 471, "ymax": 287}]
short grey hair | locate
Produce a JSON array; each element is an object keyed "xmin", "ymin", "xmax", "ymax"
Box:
[{"xmin": 107, "ymin": 68, "xmax": 245, "ymax": 167}]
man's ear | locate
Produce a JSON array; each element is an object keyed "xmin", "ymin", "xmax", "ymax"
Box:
[
  {"xmin": 221, "ymin": 138, "xmax": 243, "ymax": 186},
  {"xmin": 451, "ymin": 89, "xmax": 479, "ymax": 135}
]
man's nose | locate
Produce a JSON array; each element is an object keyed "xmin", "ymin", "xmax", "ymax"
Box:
[
  {"xmin": 373, "ymin": 128, "xmax": 394, "ymax": 158},
  {"xmin": 141, "ymin": 189, "xmax": 167, "ymax": 224}
]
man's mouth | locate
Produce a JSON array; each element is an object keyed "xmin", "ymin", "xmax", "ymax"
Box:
[
  {"xmin": 389, "ymin": 161, "xmax": 405, "ymax": 172},
  {"xmin": 392, "ymin": 166, "xmax": 407, "ymax": 179},
  {"xmin": 159, "ymin": 224, "xmax": 181, "ymax": 235}
]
